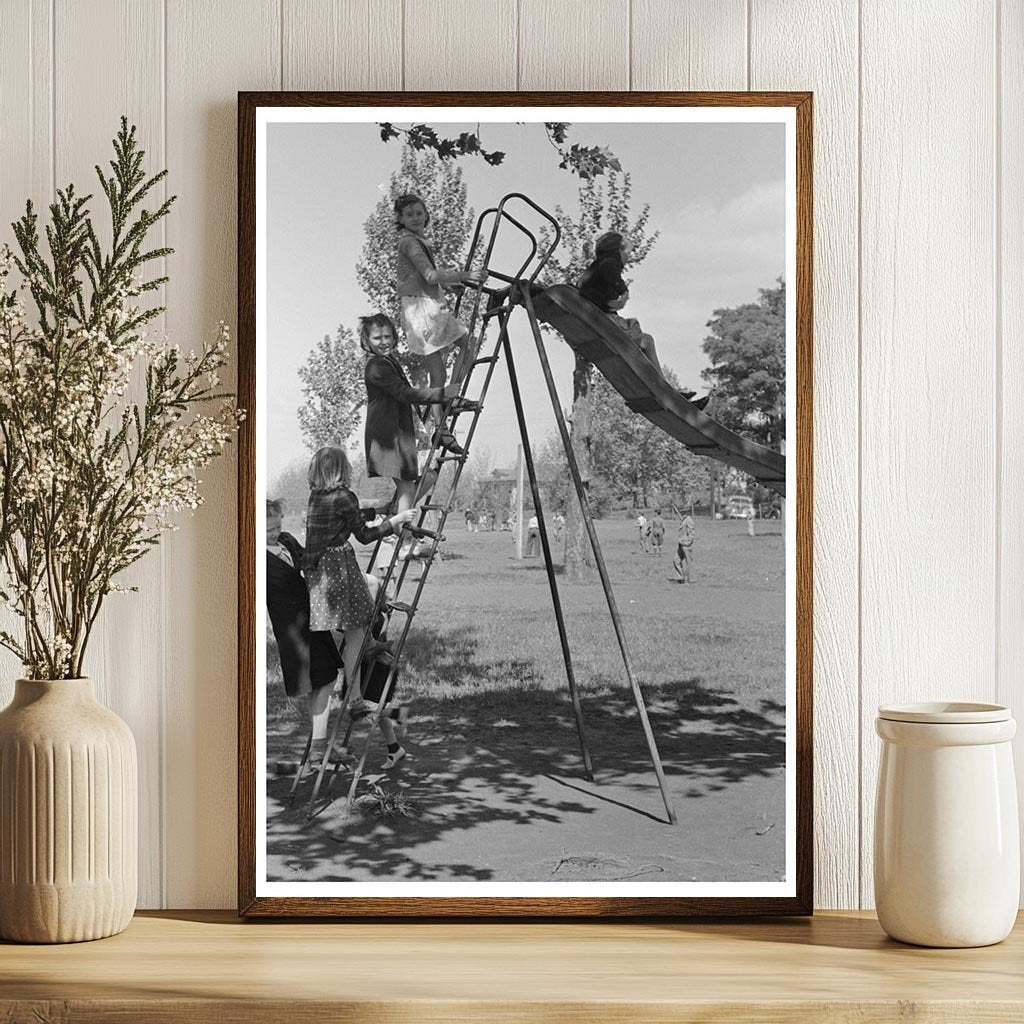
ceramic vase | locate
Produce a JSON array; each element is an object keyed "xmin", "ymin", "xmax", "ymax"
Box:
[
  {"xmin": 874, "ymin": 702, "xmax": 1019, "ymax": 948},
  {"xmin": 0, "ymin": 678, "xmax": 137, "ymax": 943}
]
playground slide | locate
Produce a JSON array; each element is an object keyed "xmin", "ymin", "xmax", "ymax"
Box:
[{"xmin": 531, "ymin": 285, "xmax": 787, "ymax": 496}]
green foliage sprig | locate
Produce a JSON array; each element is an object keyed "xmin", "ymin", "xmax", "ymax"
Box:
[
  {"xmin": 0, "ymin": 118, "xmax": 241, "ymax": 679},
  {"xmin": 378, "ymin": 122, "xmax": 622, "ymax": 179}
]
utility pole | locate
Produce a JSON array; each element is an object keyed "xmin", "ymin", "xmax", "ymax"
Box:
[{"xmin": 515, "ymin": 444, "xmax": 525, "ymax": 559}]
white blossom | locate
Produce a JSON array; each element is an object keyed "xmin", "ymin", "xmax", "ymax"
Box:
[{"xmin": 0, "ymin": 243, "xmax": 242, "ymax": 678}]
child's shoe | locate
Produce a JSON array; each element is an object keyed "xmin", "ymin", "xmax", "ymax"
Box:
[
  {"xmin": 432, "ymin": 429, "xmax": 465, "ymax": 456},
  {"xmin": 691, "ymin": 395, "xmax": 710, "ymax": 411},
  {"xmin": 383, "ymin": 746, "xmax": 407, "ymax": 769},
  {"xmin": 349, "ymin": 697, "xmax": 377, "ymax": 720}
]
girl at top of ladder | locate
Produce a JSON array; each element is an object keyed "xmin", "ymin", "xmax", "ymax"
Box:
[
  {"xmin": 394, "ymin": 191, "xmax": 485, "ymax": 456},
  {"xmin": 361, "ymin": 312, "xmax": 455, "ymax": 518},
  {"xmin": 578, "ymin": 231, "xmax": 710, "ymax": 410}
]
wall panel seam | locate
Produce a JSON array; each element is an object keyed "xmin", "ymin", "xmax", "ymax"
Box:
[
  {"xmin": 49, "ymin": 0, "xmax": 54, "ymax": 197},
  {"xmin": 623, "ymin": 2, "xmax": 630, "ymax": 88},
  {"xmin": 994, "ymin": 0, "xmax": 1003, "ymax": 706},
  {"xmin": 28, "ymin": 0, "xmax": 33, "ymax": 190},
  {"xmin": 746, "ymin": 0, "xmax": 752, "ymax": 89},
  {"xmin": 515, "ymin": 0, "xmax": 521, "ymax": 90},
  {"xmin": 160, "ymin": 0, "xmax": 169, "ymax": 909},
  {"xmin": 855, "ymin": 0, "xmax": 864, "ymax": 910}
]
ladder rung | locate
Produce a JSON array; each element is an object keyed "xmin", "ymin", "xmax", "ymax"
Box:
[
  {"xmin": 420, "ymin": 502, "xmax": 449, "ymax": 513},
  {"xmin": 387, "ymin": 600, "xmax": 415, "ymax": 615},
  {"xmin": 472, "ymin": 355, "xmax": 499, "ymax": 366},
  {"xmin": 449, "ymin": 397, "xmax": 482, "ymax": 413},
  {"xmin": 408, "ymin": 526, "xmax": 442, "ymax": 541},
  {"xmin": 435, "ymin": 453, "xmax": 466, "ymax": 464}
]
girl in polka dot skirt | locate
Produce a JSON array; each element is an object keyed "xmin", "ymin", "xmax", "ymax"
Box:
[{"xmin": 302, "ymin": 446, "xmax": 417, "ymax": 767}]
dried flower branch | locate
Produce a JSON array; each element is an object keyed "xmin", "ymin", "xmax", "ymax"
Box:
[{"xmin": 0, "ymin": 118, "xmax": 241, "ymax": 679}]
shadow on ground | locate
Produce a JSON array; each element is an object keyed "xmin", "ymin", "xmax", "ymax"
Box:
[{"xmin": 266, "ymin": 624, "xmax": 785, "ymax": 882}]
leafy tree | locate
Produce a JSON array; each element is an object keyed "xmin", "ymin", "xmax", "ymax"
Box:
[
  {"xmin": 534, "ymin": 432, "xmax": 613, "ymax": 521},
  {"xmin": 534, "ymin": 170, "xmax": 659, "ymax": 579},
  {"xmin": 701, "ymin": 279, "xmax": 786, "ymax": 451},
  {"xmin": 296, "ymin": 326, "xmax": 364, "ymax": 451},
  {"xmin": 378, "ymin": 121, "xmax": 622, "ymax": 179},
  {"xmin": 590, "ymin": 367, "xmax": 710, "ymax": 508}
]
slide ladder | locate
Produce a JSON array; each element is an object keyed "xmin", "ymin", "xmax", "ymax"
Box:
[{"xmin": 296, "ymin": 191, "xmax": 790, "ymax": 825}]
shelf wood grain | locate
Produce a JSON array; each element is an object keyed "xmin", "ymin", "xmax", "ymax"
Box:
[{"xmin": 2, "ymin": 910, "xmax": 1023, "ymax": 1022}]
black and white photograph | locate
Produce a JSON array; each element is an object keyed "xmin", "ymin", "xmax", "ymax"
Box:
[{"xmin": 244, "ymin": 96, "xmax": 809, "ymax": 912}]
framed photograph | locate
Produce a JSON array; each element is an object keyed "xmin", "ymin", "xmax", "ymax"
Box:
[{"xmin": 238, "ymin": 91, "xmax": 812, "ymax": 916}]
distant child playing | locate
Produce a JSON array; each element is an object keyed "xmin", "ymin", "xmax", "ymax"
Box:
[
  {"xmin": 361, "ymin": 312, "xmax": 452, "ymax": 514},
  {"xmin": 674, "ymin": 512, "xmax": 696, "ymax": 583},
  {"xmin": 578, "ymin": 231, "xmax": 709, "ymax": 409},
  {"xmin": 636, "ymin": 511, "xmax": 650, "ymax": 554},
  {"xmin": 650, "ymin": 510, "xmax": 666, "ymax": 556},
  {"xmin": 302, "ymin": 446, "xmax": 417, "ymax": 767},
  {"xmin": 395, "ymin": 192, "xmax": 485, "ymax": 455}
]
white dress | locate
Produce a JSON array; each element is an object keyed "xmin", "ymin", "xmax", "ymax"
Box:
[{"xmin": 396, "ymin": 231, "xmax": 468, "ymax": 356}]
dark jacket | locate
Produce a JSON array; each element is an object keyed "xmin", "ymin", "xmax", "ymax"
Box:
[
  {"xmin": 364, "ymin": 353, "xmax": 443, "ymax": 480},
  {"xmin": 266, "ymin": 532, "xmax": 340, "ymax": 695},
  {"xmin": 578, "ymin": 252, "xmax": 628, "ymax": 312}
]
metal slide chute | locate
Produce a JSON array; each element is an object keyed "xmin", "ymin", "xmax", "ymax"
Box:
[{"xmin": 532, "ymin": 285, "xmax": 787, "ymax": 496}]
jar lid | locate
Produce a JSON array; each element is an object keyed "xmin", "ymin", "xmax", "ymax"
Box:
[{"xmin": 877, "ymin": 702, "xmax": 1011, "ymax": 724}]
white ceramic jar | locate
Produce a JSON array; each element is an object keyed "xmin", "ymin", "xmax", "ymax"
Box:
[{"xmin": 874, "ymin": 702, "xmax": 1019, "ymax": 947}]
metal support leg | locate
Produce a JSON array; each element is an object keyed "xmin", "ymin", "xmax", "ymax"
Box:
[
  {"xmin": 521, "ymin": 288, "xmax": 677, "ymax": 825},
  {"xmin": 501, "ymin": 316, "xmax": 595, "ymax": 782}
]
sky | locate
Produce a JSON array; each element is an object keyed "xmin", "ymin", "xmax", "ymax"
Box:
[{"xmin": 265, "ymin": 118, "xmax": 785, "ymax": 484}]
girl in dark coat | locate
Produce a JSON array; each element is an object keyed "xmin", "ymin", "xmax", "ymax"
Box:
[
  {"xmin": 361, "ymin": 313, "xmax": 456, "ymax": 513},
  {"xmin": 578, "ymin": 231, "xmax": 708, "ymax": 409}
]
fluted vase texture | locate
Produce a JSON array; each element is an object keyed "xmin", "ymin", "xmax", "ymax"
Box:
[{"xmin": 0, "ymin": 678, "xmax": 137, "ymax": 942}]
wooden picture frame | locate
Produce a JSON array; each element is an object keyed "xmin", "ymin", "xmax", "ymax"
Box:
[{"xmin": 238, "ymin": 91, "xmax": 812, "ymax": 917}]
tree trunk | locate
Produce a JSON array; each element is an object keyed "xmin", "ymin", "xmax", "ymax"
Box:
[{"xmin": 564, "ymin": 355, "xmax": 596, "ymax": 581}]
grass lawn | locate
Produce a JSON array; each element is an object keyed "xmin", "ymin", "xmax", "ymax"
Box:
[{"xmin": 265, "ymin": 516, "xmax": 787, "ymax": 884}]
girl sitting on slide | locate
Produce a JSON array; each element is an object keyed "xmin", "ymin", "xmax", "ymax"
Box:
[{"xmin": 578, "ymin": 231, "xmax": 710, "ymax": 410}]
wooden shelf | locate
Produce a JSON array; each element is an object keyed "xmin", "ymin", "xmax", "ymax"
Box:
[{"xmin": 2, "ymin": 910, "xmax": 1022, "ymax": 1022}]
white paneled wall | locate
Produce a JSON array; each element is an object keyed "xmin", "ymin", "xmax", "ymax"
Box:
[{"xmin": 0, "ymin": 0, "xmax": 1019, "ymax": 910}]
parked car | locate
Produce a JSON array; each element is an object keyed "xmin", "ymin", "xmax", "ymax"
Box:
[{"xmin": 725, "ymin": 494, "xmax": 755, "ymax": 519}]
